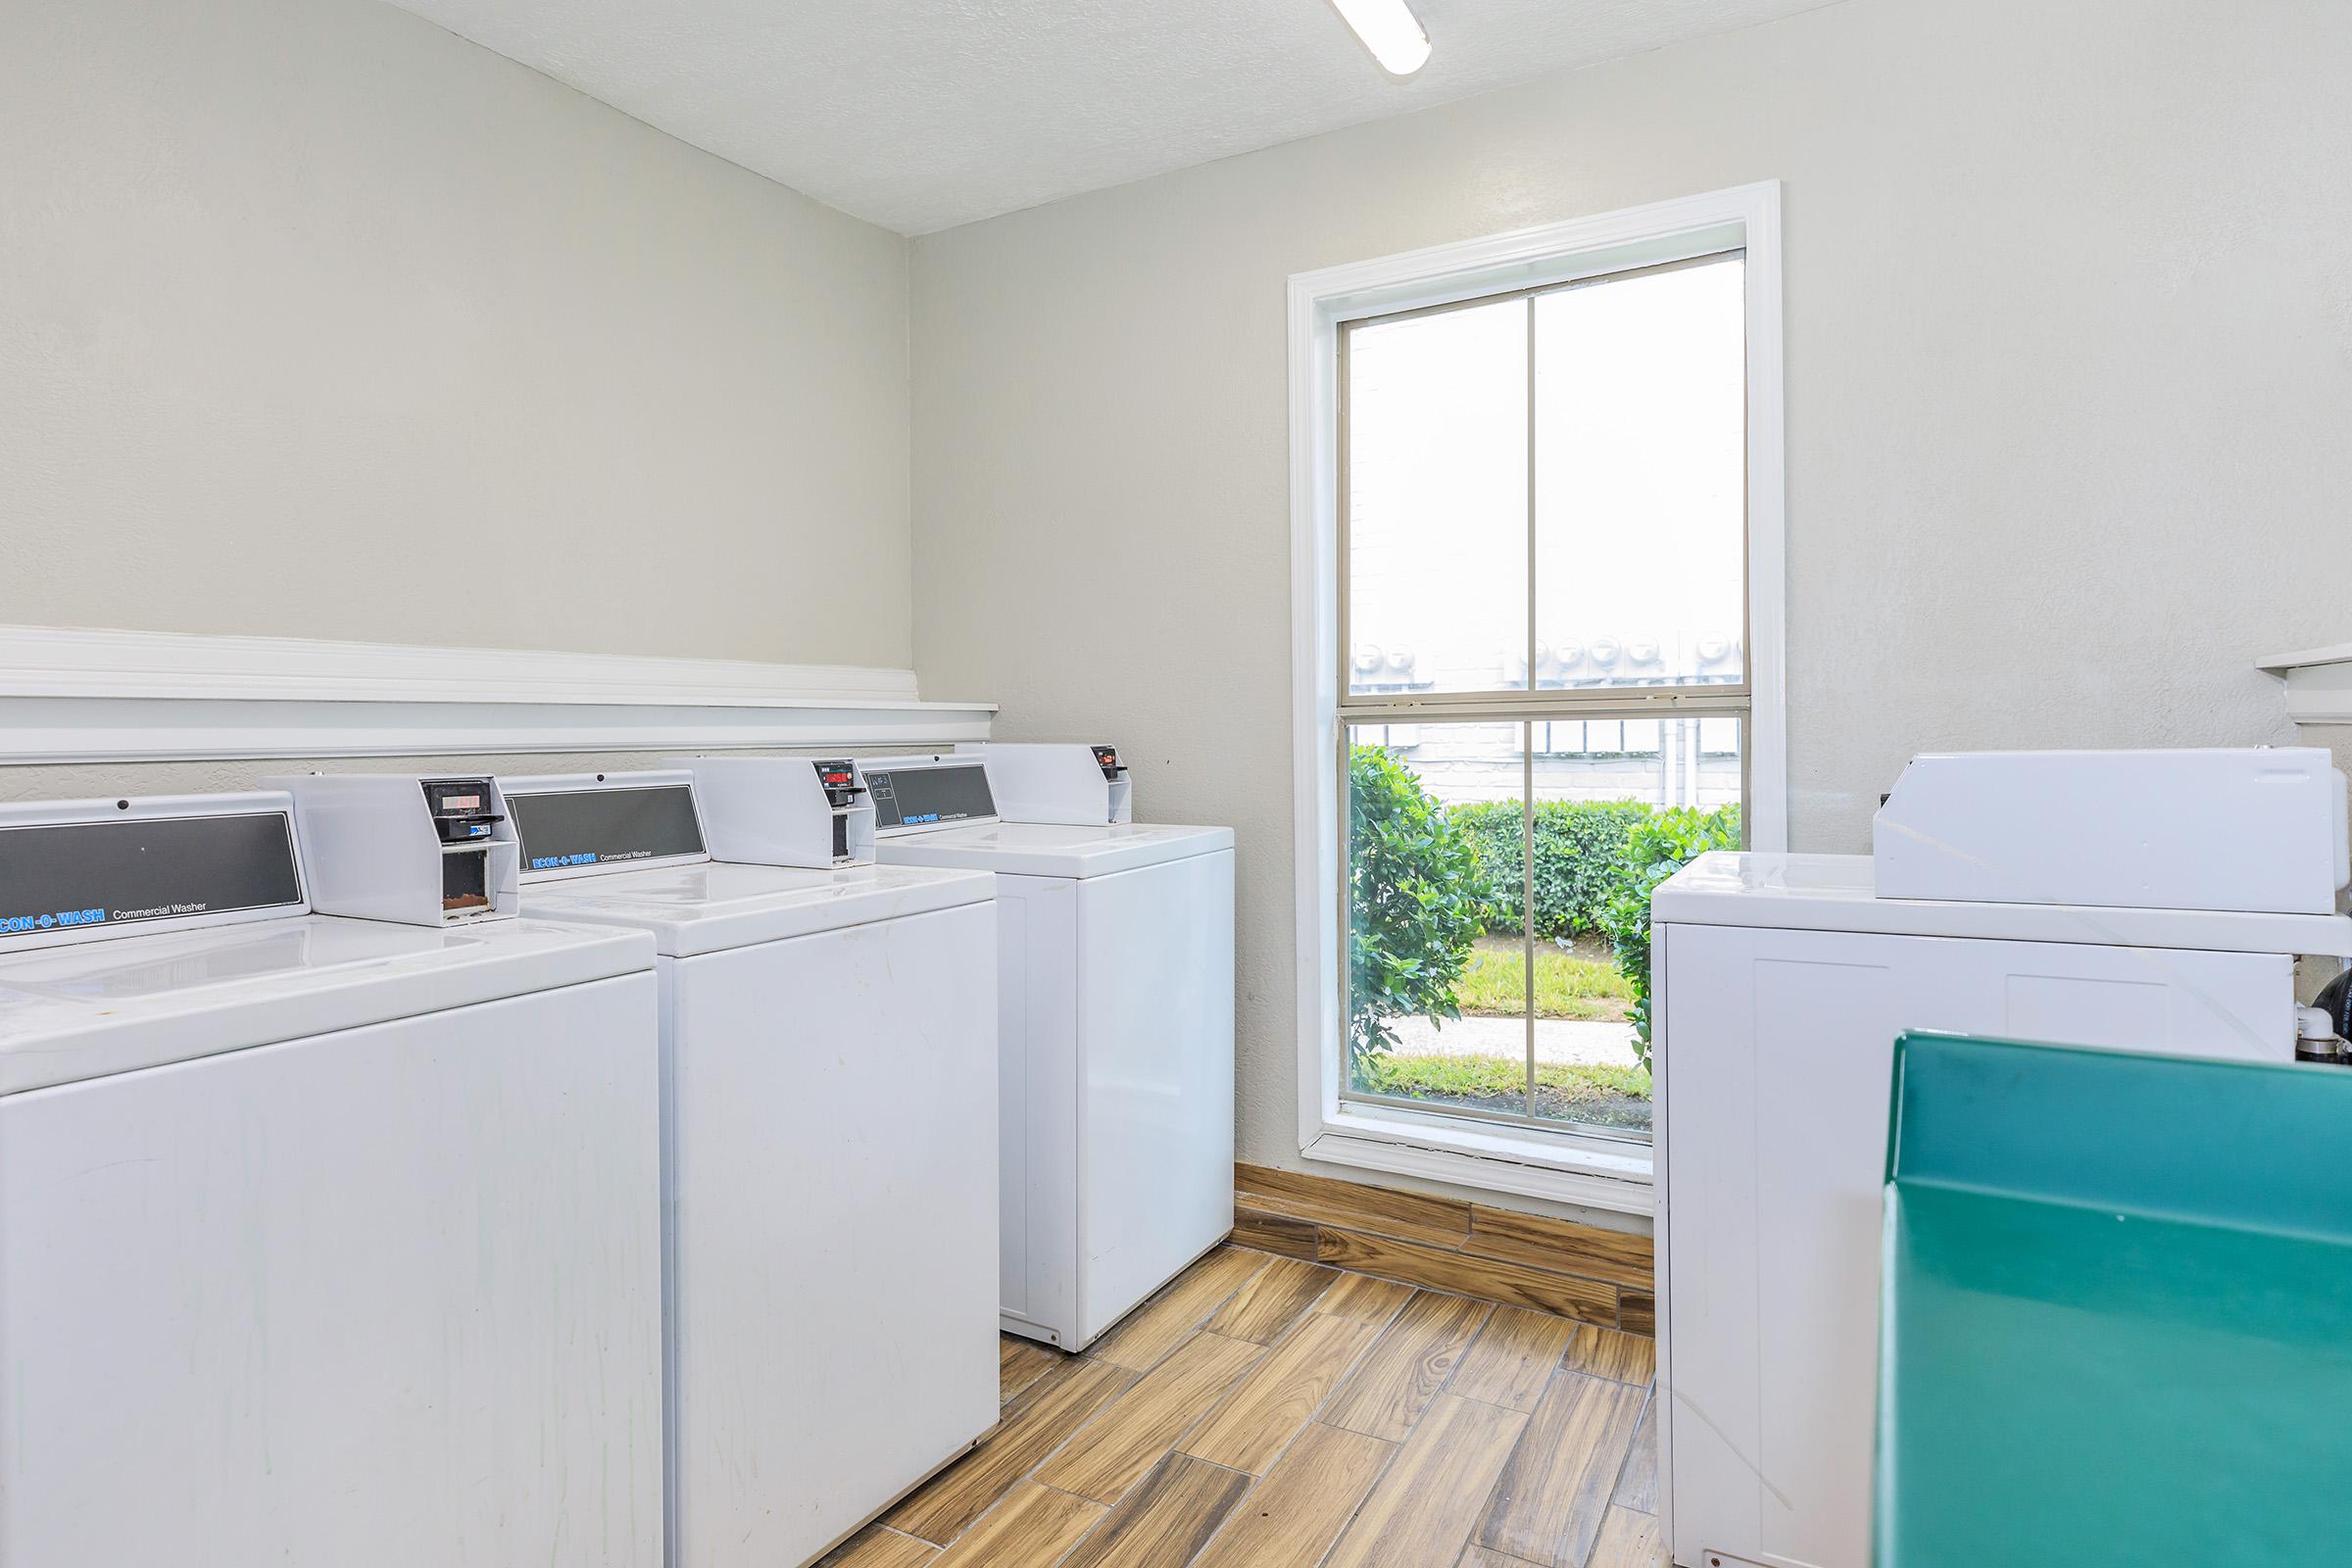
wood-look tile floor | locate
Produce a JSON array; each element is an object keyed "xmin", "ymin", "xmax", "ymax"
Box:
[{"xmin": 821, "ymin": 1246, "xmax": 1659, "ymax": 1568}]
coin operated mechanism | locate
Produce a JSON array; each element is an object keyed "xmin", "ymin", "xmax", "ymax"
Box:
[
  {"xmin": 956, "ymin": 741, "xmax": 1134, "ymax": 826},
  {"xmin": 264, "ymin": 773, "xmax": 521, "ymax": 926},
  {"xmin": 663, "ymin": 756, "xmax": 876, "ymax": 868}
]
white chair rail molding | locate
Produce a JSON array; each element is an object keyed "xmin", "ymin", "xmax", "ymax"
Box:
[
  {"xmin": 2262, "ymin": 643, "xmax": 2352, "ymax": 727},
  {"xmin": 0, "ymin": 624, "xmax": 996, "ymax": 764}
]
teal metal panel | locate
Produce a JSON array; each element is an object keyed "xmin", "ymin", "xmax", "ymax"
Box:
[{"xmin": 1877, "ymin": 1033, "xmax": 2352, "ymax": 1567}]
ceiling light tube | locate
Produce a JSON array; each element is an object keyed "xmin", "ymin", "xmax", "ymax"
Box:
[{"xmin": 1329, "ymin": 0, "xmax": 1432, "ymax": 77}]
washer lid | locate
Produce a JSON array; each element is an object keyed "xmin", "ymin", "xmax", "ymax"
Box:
[
  {"xmin": 1654, "ymin": 852, "xmax": 2352, "ymax": 956},
  {"xmin": 0, "ymin": 915, "xmax": 655, "ymax": 1097},
  {"xmin": 871, "ymin": 820, "xmax": 1235, "ymax": 879},
  {"xmin": 518, "ymin": 860, "xmax": 997, "ymax": 956}
]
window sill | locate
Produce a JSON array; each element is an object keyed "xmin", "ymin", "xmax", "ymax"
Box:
[{"xmin": 1304, "ymin": 1103, "xmax": 1655, "ymax": 1216}]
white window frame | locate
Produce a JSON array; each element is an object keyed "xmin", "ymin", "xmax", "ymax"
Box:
[{"xmin": 1287, "ymin": 181, "xmax": 1787, "ymax": 1214}]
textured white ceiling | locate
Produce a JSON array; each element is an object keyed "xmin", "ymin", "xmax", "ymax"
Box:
[{"xmin": 386, "ymin": 0, "xmax": 1836, "ymax": 234}]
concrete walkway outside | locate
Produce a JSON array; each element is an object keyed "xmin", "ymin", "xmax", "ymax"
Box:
[{"xmin": 1389, "ymin": 1013, "xmax": 1641, "ymax": 1068}]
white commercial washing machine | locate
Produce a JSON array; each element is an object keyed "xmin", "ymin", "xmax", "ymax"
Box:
[
  {"xmin": 1652, "ymin": 749, "xmax": 2352, "ymax": 1568},
  {"xmin": 860, "ymin": 744, "xmax": 1235, "ymax": 1349},
  {"xmin": 0, "ymin": 788, "xmax": 662, "ymax": 1568},
  {"xmin": 498, "ymin": 766, "xmax": 1000, "ymax": 1568}
]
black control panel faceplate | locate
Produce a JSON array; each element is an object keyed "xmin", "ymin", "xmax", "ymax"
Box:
[
  {"xmin": 864, "ymin": 764, "xmax": 997, "ymax": 832},
  {"xmin": 509, "ymin": 785, "xmax": 706, "ymax": 872},
  {"xmin": 0, "ymin": 812, "xmax": 304, "ymax": 940}
]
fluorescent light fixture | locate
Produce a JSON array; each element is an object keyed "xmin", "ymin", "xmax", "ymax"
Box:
[{"xmin": 1330, "ymin": 0, "xmax": 1432, "ymax": 77}]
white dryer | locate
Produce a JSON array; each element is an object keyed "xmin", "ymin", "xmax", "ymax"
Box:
[
  {"xmin": 0, "ymin": 791, "xmax": 662, "ymax": 1568},
  {"xmin": 860, "ymin": 746, "xmax": 1235, "ymax": 1349},
  {"xmin": 498, "ymin": 770, "xmax": 999, "ymax": 1568},
  {"xmin": 1652, "ymin": 749, "xmax": 2352, "ymax": 1568}
]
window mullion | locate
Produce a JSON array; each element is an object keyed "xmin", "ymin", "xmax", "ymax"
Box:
[
  {"xmin": 1523, "ymin": 297, "xmax": 1539, "ymax": 1129},
  {"xmin": 1336, "ymin": 692, "xmax": 1754, "ymax": 725},
  {"xmin": 1522, "ymin": 721, "xmax": 1537, "ymax": 1126},
  {"xmin": 1525, "ymin": 292, "xmax": 1538, "ymax": 701},
  {"xmin": 1336, "ymin": 322, "xmax": 1352, "ymax": 701}
]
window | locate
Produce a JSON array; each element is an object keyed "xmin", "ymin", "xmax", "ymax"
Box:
[{"xmin": 1290, "ymin": 184, "xmax": 1784, "ymax": 1207}]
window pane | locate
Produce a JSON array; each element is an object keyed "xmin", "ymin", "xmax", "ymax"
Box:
[
  {"xmin": 1523, "ymin": 714, "xmax": 1745, "ymax": 1138},
  {"xmin": 1346, "ymin": 722, "xmax": 1529, "ymax": 1120},
  {"xmin": 1346, "ymin": 298, "xmax": 1528, "ymax": 697},
  {"xmin": 1533, "ymin": 257, "xmax": 1745, "ymax": 689}
]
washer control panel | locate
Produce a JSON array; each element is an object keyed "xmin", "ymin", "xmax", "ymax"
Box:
[
  {"xmin": 0, "ymin": 799, "xmax": 306, "ymax": 947},
  {"xmin": 862, "ymin": 758, "xmax": 998, "ymax": 834}
]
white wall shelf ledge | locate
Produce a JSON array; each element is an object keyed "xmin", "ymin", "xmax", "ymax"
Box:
[
  {"xmin": 0, "ymin": 626, "xmax": 996, "ymax": 764},
  {"xmin": 2260, "ymin": 645, "xmax": 2352, "ymax": 726}
]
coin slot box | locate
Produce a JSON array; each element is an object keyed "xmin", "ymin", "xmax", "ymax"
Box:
[
  {"xmin": 956, "ymin": 742, "xmax": 1135, "ymax": 826},
  {"xmin": 814, "ymin": 759, "xmax": 867, "ymax": 863},
  {"xmin": 666, "ymin": 756, "xmax": 876, "ymax": 868},
  {"xmin": 441, "ymin": 848, "xmax": 490, "ymax": 913},
  {"xmin": 266, "ymin": 773, "xmax": 521, "ymax": 926}
]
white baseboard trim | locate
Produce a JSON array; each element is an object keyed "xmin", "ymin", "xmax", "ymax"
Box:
[{"xmin": 0, "ymin": 625, "xmax": 995, "ymax": 763}]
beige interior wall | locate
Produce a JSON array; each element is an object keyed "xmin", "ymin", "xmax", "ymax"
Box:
[
  {"xmin": 907, "ymin": 0, "xmax": 2352, "ymax": 1207},
  {"xmin": 1, "ymin": 0, "xmax": 914, "ymax": 667}
]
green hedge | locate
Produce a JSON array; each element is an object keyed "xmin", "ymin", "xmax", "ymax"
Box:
[
  {"xmin": 1347, "ymin": 746, "xmax": 1493, "ymax": 1064},
  {"xmin": 1598, "ymin": 803, "xmax": 1743, "ymax": 1066},
  {"xmin": 1347, "ymin": 758, "xmax": 1740, "ymax": 1080},
  {"xmin": 1449, "ymin": 798, "xmax": 1652, "ymax": 940}
]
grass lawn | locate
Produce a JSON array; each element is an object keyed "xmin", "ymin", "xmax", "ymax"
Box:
[
  {"xmin": 1355, "ymin": 1050, "xmax": 1653, "ymax": 1130},
  {"xmin": 1456, "ymin": 934, "xmax": 1634, "ymax": 1022}
]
